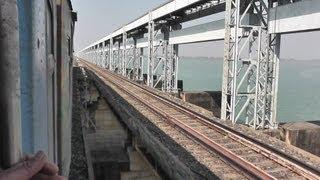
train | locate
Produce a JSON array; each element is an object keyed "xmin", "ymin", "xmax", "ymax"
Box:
[{"xmin": 0, "ymin": 0, "xmax": 76, "ymax": 176}]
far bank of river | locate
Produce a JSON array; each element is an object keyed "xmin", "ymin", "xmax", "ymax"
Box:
[{"xmin": 178, "ymin": 57, "xmax": 320, "ymax": 123}]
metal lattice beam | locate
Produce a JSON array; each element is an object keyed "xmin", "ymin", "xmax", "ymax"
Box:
[
  {"xmin": 147, "ymin": 12, "xmax": 155, "ymax": 87},
  {"xmin": 221, "ymin": 0, "xmax": 280, "ymax": 129}
]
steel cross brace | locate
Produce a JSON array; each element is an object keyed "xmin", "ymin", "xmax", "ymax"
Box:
[
  {"xmin": 147, "ymin": 13, "xmax": 179, "ymax": 93},
  {"xmin": 221, "ymin": 0, "xmax": 280, "ymax": 129},
  {"xmin": 122, "ymin": 31, "xmax": 128, "ymax": 77},
  {"xmin": 109, "ymin": 38, "xmax": 114, "ymax": 71},
  {"xmin": 147, "ymin": 12, "xmax": 155, "ymax": 87}
]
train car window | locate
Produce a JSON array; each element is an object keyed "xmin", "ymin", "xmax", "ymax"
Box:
[
  {"xmin": 46, "ymin": 2, "xmax": 54, "ymax": 55},
  {"xmin": 68, "ymin": 37, "xmax": 71, "ymax": 56}
]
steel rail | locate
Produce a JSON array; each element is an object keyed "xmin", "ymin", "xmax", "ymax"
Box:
[
  {"xmin": 98, "ymin": 63, "xmax": 320, "ymax": 180},
  {"xmin": 80, "ymin": 60, "xmax": 320, "ymax": 180},
  {"xmin": 81, "ymin": 60, "xmax": 271, "ymax": 179}
]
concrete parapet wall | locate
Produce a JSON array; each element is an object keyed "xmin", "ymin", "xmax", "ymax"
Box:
[
  {"xmin": 280, "ymin": 122, "xmax": 320, "ymax": 157},
  {"xmin": 180, "ymin": 91, "xmax": 221, "ymax": 118}
]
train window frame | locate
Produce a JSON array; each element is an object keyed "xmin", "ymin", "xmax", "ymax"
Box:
[
  {"xmin": 46, "ymin": 0, "xmax": 54, "ymax": 55},
  {"xmin": 68, "ymin": 36, "xmax": 71, "ymax": 57}
]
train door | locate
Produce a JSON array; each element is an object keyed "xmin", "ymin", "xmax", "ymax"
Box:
[
  {"xmin": 45, "ymin": 0, "xmax": 57, "ymax": 164},
  {"xmin": 68, "ymin": 37, "xmax": 72, "ymax": 119}
]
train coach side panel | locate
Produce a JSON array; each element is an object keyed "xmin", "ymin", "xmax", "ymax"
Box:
[{"xmin": 56, "ymin": 0, "xmax": 75, "ymax": 176}]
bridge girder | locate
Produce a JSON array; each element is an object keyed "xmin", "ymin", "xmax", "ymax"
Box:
[
  {"xmin": 78, "ymin": 0, "xmax": 320, "ymax": 130},
  {"xmin": 221, "ymin": 0, "xmax": 280, "ymax": 129}
]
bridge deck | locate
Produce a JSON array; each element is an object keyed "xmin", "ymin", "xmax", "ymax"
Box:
[{"xmin": 79, "ymin": 59, "xmax": 320, "ymax": 179}]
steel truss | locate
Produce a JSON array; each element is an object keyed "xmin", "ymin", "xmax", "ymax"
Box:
[
  {"xmin": 122, "ymin": 31, "xmax": 128, "ymax": 77},
  {"xmin": 109, "ymin": 38, "xmax": 114, "ymax": 71},
  {"xmin": 221, "ymin": 0, "xmax": 280, "ymax": 129},
  {"xmin": 113, "ymin": 41, "xmax": 121, "ymax": 74},
  {"xmin": 161, "ymin": 42, "xmax": 179, "ymax": 92},
  {"xmin": 128, "ymin": 42, "xmax": 143, "ymax": 81},
  {"xmin": 147, "ymin": 13, "xmax": 155, "ymax": 87},
  {"xmin": 103, "ymin": 43, "xmax": 109, "ymax": 69},
  {"xmin": 121, "ymin": 33, "xmax": 144, "ymax": 81},
  {"xmin": 99, "ymin": 45, "xmax": 105, "ymax": 68},
  {"xmin": 147, "ymin": 13, "xmax": 179, "ymax": 93},
  {"xmin": 134, "ymin": 47, "xmax": 144, "ymax": 81}
]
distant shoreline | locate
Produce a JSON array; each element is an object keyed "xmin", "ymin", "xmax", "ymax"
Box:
[{"xmin": 180, "ymin": 56, "xmax": 320, "ymax": 62}]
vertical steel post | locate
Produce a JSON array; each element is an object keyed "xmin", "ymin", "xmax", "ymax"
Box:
[
  {"xmin": 158, "ymin": 25, "xmax": 180, "ymax": 93},
  {"xmin": 172, "ymin": 44, "xmax": 179, "ymax": 92},
  {"xmin": 133, "ymin": 38, "xmax": 138, "ymax": 80},
  {"xmin": 268, "ymin": 1, "xmax": 281, "ymax": 128},
  {"xmin": 122, "ymin": 31, "xmax": 127, "ymax": 77},
  {"xmin": 221, "ymin": 0, "xmax": 280, "ymax": 129},
  {"xmin": 147, "ymin": 12, "xmax": 155, "ymax": 87},
  {"xmin": 139, "ymin": 48, "xmax": 144, "ymax": 81},
  {"xmin": 110, "ymin": 38, "xmax": 114, "ymax": 71},
  {"xmin": 117, "ymin": 41, "xmax": 121, "ymax": 74},
  {"xmin": 99, "ymin": 45, "xmax": 103, "ymax": 67},
  {"xmin": 103, "ymin": 42, "xmax": 108, "ymax": 68},
  {"xmin": 105, "ymin": 43, "xmax": 109, "ymax": 69},
  {"xmin": 95, "ymin": 47, "xmax": 98, "ymax": 65},
  {"xmin": 162, "ymin": 26, "xmax": 169, "ymax": 91}
]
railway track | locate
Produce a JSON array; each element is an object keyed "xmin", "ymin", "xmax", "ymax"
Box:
[{"xmin": 80, "ymin": 60, "xmax": 320, "ymax": 180}]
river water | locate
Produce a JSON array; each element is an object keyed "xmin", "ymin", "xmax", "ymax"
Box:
[{"xmin": 178, "ymin": 57, "xmax": 320, "ymax": 123}]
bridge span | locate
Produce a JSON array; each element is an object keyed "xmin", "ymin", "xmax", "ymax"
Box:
[
  {"xmin": 76, "ymin": 59, "xmax": 320, "ymax": 179},
  {"xmin": 78, "ymin": 0, "xmax": 320, "ymax": 130}
]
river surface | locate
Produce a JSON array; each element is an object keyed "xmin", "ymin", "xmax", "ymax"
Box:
[{"xmin": 178, "ymin": 57, "xmax": 320, "ymax": 123}]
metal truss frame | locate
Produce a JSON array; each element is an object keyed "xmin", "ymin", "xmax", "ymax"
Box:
[
  {"xmin": 127, "ymin": 40, "xmax": 142, "ymax": 81},
  {"xmin": 133, "ymin": 48, "xmax": 144, "ymax": 81},
  {"xmin": 109, "ymin": 38, "xmax": 114, "ymax": 71},
  {"xmin": 159, "ymin": 40, "xmax": 179, "ymax": 93},
  {"xmin": 147, "ymin": 12, "xmax": 179, "ymax": 93},
  {"xmin": 113, "ymin": 41, "xmax": 121, "ymax": 74},
  {"xmin": 122, "ymin": 33, "xmax": 138, "ymax": 79},
  {"xmin": 99, "ymin": 45, "xmax": 105, "ymax": 68},
  {"xmin": 163, "ymin": 44, "xmax": 179, "ymax": 92},
  {"xmin": 122, "ymin": 31, "xmax": 128, "ymax": 77},
  {"xmin": 103, "ymin": 43, "xmax": 109, "ymax": 69},
  {"xmin": 94, "ymin": 48, "xmax": 99, "ymax": 66},
  {"xmin": 147, "ymin": 13, "xmax": 155, "ymax": 87},
  {"xmin": 221, "ymin": 0, "xmax": 280, "ymax": 129}
]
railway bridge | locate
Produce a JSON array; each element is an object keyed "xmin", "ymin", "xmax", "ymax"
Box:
[
  {"xmin": 75, "ymin": 0, "xmax": 320, "ymax": 179},
  {"xmin": 78, "ymin": 0, "xmax": 320, "ymax": 130}
]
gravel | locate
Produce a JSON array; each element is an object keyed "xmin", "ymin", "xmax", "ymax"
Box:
[{"xmin": 69, "ymin": 68, "xmax": 89, "ymax": 180}]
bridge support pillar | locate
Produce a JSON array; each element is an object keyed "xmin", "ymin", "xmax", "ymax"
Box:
[
  {"xmin": 122, "ymin": 31, "xmax": 127, "ymax": 77},
  {"xmin": 147, "ymin": 13, "xmax": 155, "ymax": 87},
  {"xmin": 161, "ymin": 26, "xmax": 179, "ymax": 93},
  {"xmin": 221, "ymin": 0, "xmax": 281, "ymax": 129},
  {"xmin": 132, "ymin": 38, "xmax": 138, "ymax": 80},
  {"xmin": 95, "ymin": 47, "xmax": 98, "ymax": 65},
  {"xmin": 129, "ymin": 37, "xmax": 142, "ymax": 81},
  {"xmin": 99, "ymin": 44, "xmax": 103, "ymax": 67},
  {"xmin": 147, "ymin": 12, "xmax": 180, "ymax": 92},
  {"xmin": 115, "ymin": 41, "xmax": 120, "ymax": 74},
  {"xmin": 137, "ymin": 48, "xmax": 144, "ymax": 81},
  {"xmin": 109, "ymin": 38, "xmax": 114, "ymax": 71},
  {"xmin": 102, "ymin": 42, "xmax": 108, "ymax": 69},
  {"xmin": 91, "ymin": 50, "xmax": 94, "ymax": 64}
]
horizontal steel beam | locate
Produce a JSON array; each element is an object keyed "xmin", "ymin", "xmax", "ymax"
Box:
[
  {"xmin": 269, "ymin": 0, "xmax": 320, "ymax": 34},
  {"xmin": 81, "ymin": 0, "xmax": 320, "ymax": 52},
  {"xmin": 170, "ymin": 19, "xmax": 225, "ymax": 44},
  {"xmin": 82, "ymin": 0, "xmax": 212, "ymax": 50}
]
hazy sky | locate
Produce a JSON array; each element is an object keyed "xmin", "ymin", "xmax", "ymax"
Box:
[{"xmin": 73, "ymin": 0, "xmax": 320, "ymax": 60}]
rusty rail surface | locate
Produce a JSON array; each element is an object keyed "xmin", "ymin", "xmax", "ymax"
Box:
[{"xmin": 80, "ymin": 60, "xmax": 320, "ymax": 180}]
